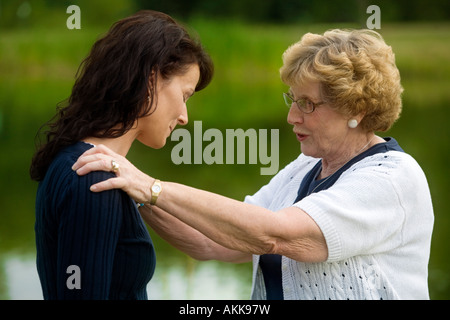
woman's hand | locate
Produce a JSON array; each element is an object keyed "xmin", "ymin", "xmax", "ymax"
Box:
[{"xmin": 72, "ymin": 144, "xmax": 154, "ymax": 204}]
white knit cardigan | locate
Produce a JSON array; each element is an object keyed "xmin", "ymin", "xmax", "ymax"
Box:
[{"xmin": 246, "ymin": 150, "xmax": 434, "ymax": 300}]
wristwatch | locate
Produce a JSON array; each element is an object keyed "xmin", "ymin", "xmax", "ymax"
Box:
[{"xmin": 150, "ymin": 179, "xmax": 162, "ymax": 205}]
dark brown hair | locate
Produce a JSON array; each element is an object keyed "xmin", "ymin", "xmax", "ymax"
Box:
[{"xmin": 30, "ymin": 10, "xmax": 213, "ymax": 181}]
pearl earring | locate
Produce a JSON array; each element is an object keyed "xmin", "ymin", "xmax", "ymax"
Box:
[{"xmin": 348, "ymin": 119, "xmax": 358, "ymax": 129}]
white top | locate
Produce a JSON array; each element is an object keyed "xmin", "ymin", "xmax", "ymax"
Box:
[{"xmin": 245, "ymin": 150, "xmax": 434, "ymax": 300}]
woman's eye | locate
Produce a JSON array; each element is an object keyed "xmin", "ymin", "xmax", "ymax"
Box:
[{"xmin": 183, "ymin": 91, "xmax": 194, "ymax": 103}]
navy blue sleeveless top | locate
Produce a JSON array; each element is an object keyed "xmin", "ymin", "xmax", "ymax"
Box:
[{"xmin": 259, "ymin": 137, "xmax": 403, "ymax": 299}]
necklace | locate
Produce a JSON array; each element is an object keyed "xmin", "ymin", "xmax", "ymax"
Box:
[{"xmin": 309, "ymin": 135, "xmax": 376, "ymax": 194}]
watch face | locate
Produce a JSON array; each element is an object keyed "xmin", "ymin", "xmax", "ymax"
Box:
[{"xmin": 152, "ymin": 185, "xmax": 161, "ymax": 193}]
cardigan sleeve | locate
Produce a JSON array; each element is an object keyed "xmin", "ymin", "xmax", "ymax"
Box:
[
  {"xmin": 55, "ymin": 170, "xmax": 123, "ymax": 299},
  {"xmin": 293, "ymin": 151, "xmax": 431, "ymax": 262}
]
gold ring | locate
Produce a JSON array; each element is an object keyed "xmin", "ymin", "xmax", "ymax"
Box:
[{"xmin": 111, "ymin": 160, "xmax": 120, "ymax": 173}]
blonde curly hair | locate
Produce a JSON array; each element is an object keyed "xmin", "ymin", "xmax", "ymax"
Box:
[{"xmin": 280, "ymin": 29, "xmax": 403, "ymax": 132}]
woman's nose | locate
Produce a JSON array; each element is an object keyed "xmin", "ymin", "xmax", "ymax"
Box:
[
  {"xmin": 177, "ymin": 105, "xmax": 188, "ymax": 126},
  {"xmin": 287, "ymin": 104, "xmax": 304, "ymax": 125}
]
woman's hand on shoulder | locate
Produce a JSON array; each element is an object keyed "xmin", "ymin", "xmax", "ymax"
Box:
[{"xmin": 72, "ymin": 144, "xmax": 154, "ymax": 204}]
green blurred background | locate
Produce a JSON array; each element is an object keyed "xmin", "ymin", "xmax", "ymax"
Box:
[{"xmin": 1, "ymin": 0, "xmax": 449, "ymax": 299}]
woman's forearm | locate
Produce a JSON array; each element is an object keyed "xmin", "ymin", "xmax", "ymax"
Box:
[
  {"xmin": 152, "ymin": 181, "xmax": 328, "ymax": 263},
  {"xmin": 154, "ymin": 181, "xmax": 279, "ymax": 256},
  {"xmin": 140, "ymin": 204, "xmax": 251, "ymax": 263}
]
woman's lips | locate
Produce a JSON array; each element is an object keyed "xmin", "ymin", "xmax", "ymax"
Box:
[{"xmin": 296, "ymin": 133, "xmax": 309, "ymax": 142}]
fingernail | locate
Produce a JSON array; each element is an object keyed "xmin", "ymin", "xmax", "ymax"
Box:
[{"xmin": 90, "ymin": 185, "xmax": 97, "ymax": 191}]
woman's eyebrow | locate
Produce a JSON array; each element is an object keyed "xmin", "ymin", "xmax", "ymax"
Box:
[{"xmin": 289, "ymin": 90, "xmax": 317, "ymax": 101}]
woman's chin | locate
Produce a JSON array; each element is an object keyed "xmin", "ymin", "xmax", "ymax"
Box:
[
  {"xmin": 138, "ymin": 138, "xmax": 166, "ymax": 150},
  {"xmin": 300, "ymin": 144, "xmax": 318, "ymax": 159}
]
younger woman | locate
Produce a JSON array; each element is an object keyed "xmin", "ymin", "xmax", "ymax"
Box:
[{"xmin": 30, "ymin": 10, "xmax": 213, "ymax": 299}]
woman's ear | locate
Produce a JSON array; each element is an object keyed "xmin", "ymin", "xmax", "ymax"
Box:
[
  {"xmin": 347, "ymin": 111, "xmax": 366, "ymax": 129},
  {"xmin": 144, "ymin": 70, "xmax": 159, "ymax": 115},
  {"xmin": 148, "ymin": 69, "xmax": 156, "ymax": 94}
]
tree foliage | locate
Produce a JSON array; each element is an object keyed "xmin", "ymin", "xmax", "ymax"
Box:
[{"xmin": 1, "ymin": 0, "xmax": 449, "ymax": 29}]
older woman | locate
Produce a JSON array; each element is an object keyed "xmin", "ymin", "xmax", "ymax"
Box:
[{"xmin": 72, "ymin": 29, "xmax": 434, "ymax": 299}]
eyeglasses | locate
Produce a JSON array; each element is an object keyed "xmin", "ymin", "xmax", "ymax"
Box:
[{"xmin": 283, "ymin": 92, "xmax": 326, "ymax": 114}]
